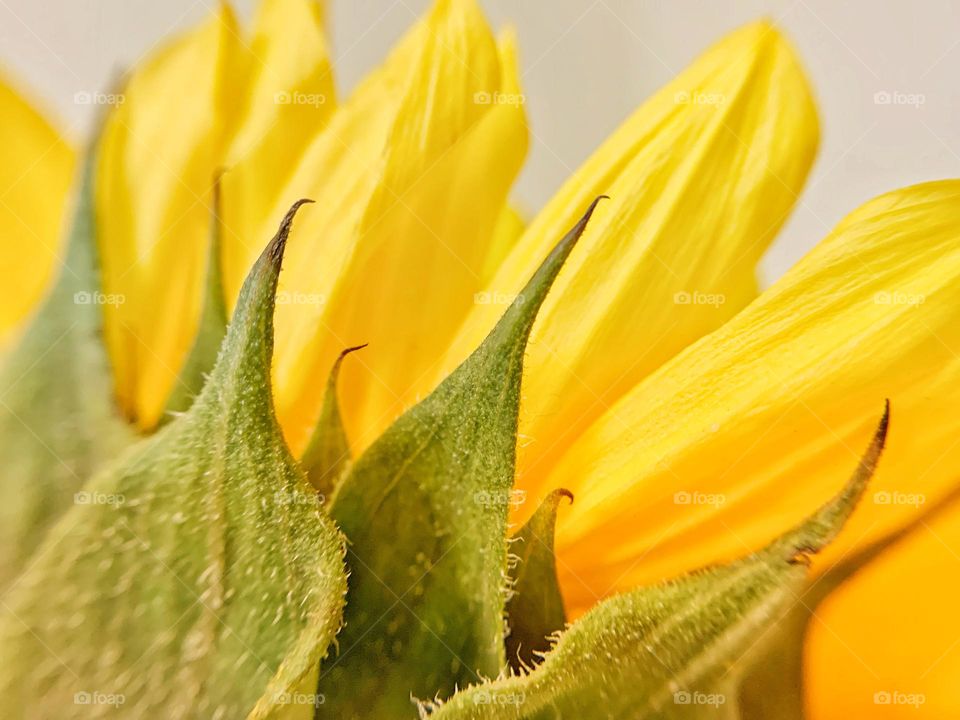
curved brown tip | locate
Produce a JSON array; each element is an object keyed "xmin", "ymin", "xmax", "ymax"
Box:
[
  {"xmin": 329, "ymin": 343, "xmax": 369, "ymax": 383},
  {"xmin": 268, "ymin": 198, "xmax": 315, "ymax": 267},
  {"xmin": 580, "ymin": 195, "xmax": 609, "ymax": 225},
  {"xmin": 339, "ymin": 344, "xmax": 369, "ymax": 361},
  {"xmin": 876, "ymin": 398, "xmax": 890, "ymax": 448},
  {"xmin": 547, "ymin": 488, "xmax": 574, "ymax": 506}
]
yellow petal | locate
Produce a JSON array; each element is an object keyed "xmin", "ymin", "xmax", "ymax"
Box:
[
  {"xmin": 220, "ymin": 0, "xmax": 337, "ymax": 291},
  {"xmin": 481, "ymin": 203, "xmax": 525, "ymax": 284},
  {"xmin": 545, "ymin": 180, "xmax": 960, "ymax": 615},
  {"xmin": 260, "ymin": 0, "xmax": 529, "ymax": 454},
  {"xmin": 434, "ymin": 21, "xmax": 818, "ymax": 494},
  {"xmin": 807, "ymin": 498, "xmax": 960, "ymax": 718},
  {"xmin": 0, "ymin": 73, "xmax": 75, "ymax": 347},
  {"xmin": 96, "ymin": 6, "xmax": 240, "ymax": 427}
]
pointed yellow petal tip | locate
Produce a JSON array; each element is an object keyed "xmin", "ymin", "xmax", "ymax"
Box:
[
  {"xmin": 265, "ymin": 0, "xmax": 528, "ymax": 456},
  {"xmin": 220, "ymin": 0, "xmax": 337, "ymax": 302},
  {"xmin": 496, "ymin": 24, "xmax": 520, "ymax": 56}
]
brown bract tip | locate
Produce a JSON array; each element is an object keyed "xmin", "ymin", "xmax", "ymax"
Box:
[
  {"xmin": 339, "ymin": 344, "xmax": 369, "ymax": 361},
  {"xmin": 329, "ymin": 344, "xmax": 369, "ymax": 382},
  {"xmin": 268, "ymin": 199, "xmax": 315, "ymax": 268},
  {"xmin": 549, "ymin": 488, "xmax": 575, "ymax": 506}
]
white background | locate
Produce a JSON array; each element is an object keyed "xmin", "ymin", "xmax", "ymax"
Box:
[{"xmin": 2, "ymin": 0, "xmax": 958, "ymax": 282}]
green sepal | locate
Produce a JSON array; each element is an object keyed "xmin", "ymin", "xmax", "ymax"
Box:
[
  {"xmin": 300, "ymin": 344, "xmax": 367, "ymax": 499},
  {"xmin": 0, "ymin": 150, "xmax": 133, "ymax": 589},
  {"xmin": 161, "ymin": 175, "xmax": 228, "ymax": 420},
  {"xmin": 0, "ymin": 201, "xmax": 347, "ymax": 720},
  {"xmin": 424, "ymin": 404, "xmax": 889, "ymax": 719},
  {"xmin": 317, "ymin": 198, "xmax": 607, "ymax": 718},
  {"xmin": 505, "ymin": 489, "xmax": 572, "ymax": 671}
]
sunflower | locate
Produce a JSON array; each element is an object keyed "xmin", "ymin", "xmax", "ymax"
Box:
[{"xmin": 1, "ymin": 0, "xmax": 958, "ymax": 718}]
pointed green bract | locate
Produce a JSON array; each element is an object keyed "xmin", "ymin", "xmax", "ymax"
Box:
[
  {"xmin": 424, "ymin": 405, "xmax": 889, "ymax": 719},
  {"xmin": 318, "ymin": 199, "xmax": 607, "ymax": 718},
  {"xmin": 0, "ymin": 151, "xmax": 133, "ymax": 590},
  {"xmin": 162, "ymin": 176, "xmax": 228, "ymax": 419},
  {"xmin": 505, "ymin": 489, "xmax": 571, "ymax": 670},
  {"xmin": 0, "ymin": 201, "xmax": 347, "ymax": 720},
  {"xmin": 739, "ymin": 440, "xmax": 956, "ymax": 720},
  {"xmin": 301, "ymin": 344, "xmax": 367, "ymax": 499}
]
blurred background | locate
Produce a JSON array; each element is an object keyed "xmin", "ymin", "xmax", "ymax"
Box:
[{"xmin": 2, "ymin": 0, "xmax": 958, "ymax": 282}]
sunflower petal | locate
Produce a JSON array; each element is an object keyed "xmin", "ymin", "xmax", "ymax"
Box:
[
  {"xmin": 0, "ymin": 73, "xmax": 75, "ymax": 347},
  {"xmin": 546, "ymin": 180, "xmax": 960, "ymax": 615},
  {"xmin": 255, "ymin": 0, "xmax": 529, "ymax": 455},
  {"xmin": 96, "ymin": 6, "xmax": 240, "ymax": 428},
  {"xmin": 220, "ymin": 0, "xmax": 336, "ymax": 295},
  {"xmin": 434, "ymin": 21, "xmax": 818, "ymax": 493}
]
